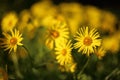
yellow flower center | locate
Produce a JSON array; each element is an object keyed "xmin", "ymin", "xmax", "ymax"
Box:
[
  {"xmin": 83, "ymin": 37, "xmax": 92, "ymax": 46},
  {"xmin": 61, "ymin": 49, "xmax": 67, "ymax": 56},
  {"xmin": 51, "ymin": 30, "xmax": 59, "ymax": 38},
  {"xmin": 10, "ymin": 37, "xmax": 17, "ymax": 45}
]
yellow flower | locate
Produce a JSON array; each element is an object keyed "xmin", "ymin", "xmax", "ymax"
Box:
[
  {"xmin": 55, "ymin": 39, "xmax": 73, "ymax": 66},
  {"xmin": 59, "ymin": 2, "xmax": 84, "ymax": 35},
  {"xmin": 85, "ymin": 5, "xmax": 102, "ymax": 28},
  {"xmin": 69, "ymin": 62, "xmax": 77, "ymax": 73},
  {"xmin": 0, "ymin": 29, "xmax": 23, "ymax": 53},
  {"xmin": 30, "ymin": 1, "xmax": 57, "ymax": 18},
  {"xmin": 1, "ymin": 12, "xmax": 18, "ymax": 32},
  {"xmin": 59, "ymin": 61, "xmax": 77, "ymax": 73},
  {"xmin": 18, "ymin": 10, "xmax": 38, "ymax": 39},
  {"xmin": 102, "ymin": 35, "xmax": 119, "ymax": 53},
  {"xmin": 101, "ymin": 11, "xmax": 117, "ymax": 33},
  {"xmin": 17, "ymin": 9, "xmax": 32, "ymax": 32},
  {"xmin": 45, "ymin": 21, "xmax": 69, "ymax": 49},
  {"xmin": 74, "ymin": 26, "xmax": 101, "ymax": 56},
  {"xmin": 41, "ymin": 14, "xmax": 65, "ymax": 28},
  {"xmin": 95, "ymin": 47, "xmax": 106, "ymax": 59}
]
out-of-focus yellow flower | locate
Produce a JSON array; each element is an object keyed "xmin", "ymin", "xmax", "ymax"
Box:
[
  {"xmin": 32, "ymin": 18, "xmax": 41, "ymax": 28},
  {"xmin": 59, "ymin": 3, "xmax": 84, "ymax": 35},
  {"xmin": 69, "ymin": 62, "xmax": 77, "ymax": 73},
  {"xmin": 45, "ymin": 21, "xmax": 69, "ymax": 49},
  {"xmin": 0, "ymin": 29, "xmax": 23, "ymax": 53},
  {"xmin": 41, "ymin": 14, "xmax": 65, "ymax": 28},
  {"xmin": 55, "ymin": 39, "xmax": 73, "ymax": 65},
  {"xmin": 19, "ymin": 10, "xmax": 31, "ymax": 24},
  {"xmin": 18, "ymin": 10, "xmax": 39, "ymax": 39},
  {"xmin": 26, "ymin": 23, "xmax": 36, "ymax": 39},
  {"xmin": 101, "ymin": 11, "xmax": 117, "ymax": 33},
  {"xmin": 95, "ymin": 47, "xmax": 106, "ymax": 59},
  {"xmin": 17, "ymin": 9, "xmax": 32, "ymax": 32},
  {"xmin": 41, "ymin": 15, "xmax": 57, "ymax": 28},
  {"xmin": 85, "ymin": 6, "xmax": 102, "ymax": 28},
  {"xmin": 59, "ymin": 61, "xmax": 77, "ymax": 73},
  {"xmin": 1, "ymin": 12, "xmax": 18, "ymax": 32},
  {"xmin": 30, "ymin": 1, "xmax": 57, "ymax": 19},
  {"xmin": 102, "ymin": 35, "xmax": 119, "ymax": 53},
  {"xmin": 74, "ymin": 27, "xmax": 101, "ymax": 56}
]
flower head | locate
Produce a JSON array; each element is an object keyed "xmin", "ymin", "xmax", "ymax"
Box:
[
  {"xmin": 95, "ymin": 47, "xmax": 106, "ymax": 59},
  {"xmin": 1, "ymin": 12, "xmax": 18, "ymax": 32},
  {"xmin": 0, "ymin": 29, "xmax": 23, "ymax": 53},
  {"xmin": 55, "ymin": 39, "xmax": 73, "ymax": 65},
  {"xmin": 74, "ymin": 26, "xmax": 101, "ymax": 56},
  {"xmin": 45, "ymin": 21, "xmax": 69, "ymax": 49}
]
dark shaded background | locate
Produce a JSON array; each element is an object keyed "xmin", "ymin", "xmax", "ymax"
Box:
[{"xmin": 0, "ymin": 0, "xmax": 119, "ymax": 13}]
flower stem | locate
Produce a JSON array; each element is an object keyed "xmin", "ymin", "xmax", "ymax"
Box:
[
  {"xmin": 22, "ymin": 45, "xmax": 33, "ymax": 65},
  {"xmin": 105, "ymin": 68, "xmax": 119, "ymax": 80},
  {"xmin": 73, "ymin": 72, "xmax": 77, "ymax": 80},
  {"xmin": 77, "ymin": 57, "xmax": 90, "ymax": 78}
]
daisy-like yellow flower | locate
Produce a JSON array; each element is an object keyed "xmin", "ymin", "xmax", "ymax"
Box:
[
  {"xmin": 74, "ymin": 26, "xmax": 101, "ymax": 56},
  {"xmin": 45, "ymin": 21, "xmax": 69, "ymax": 49},
  {"xmin": 95, "ymin": 47, "xmax": 106, "ymax": 59},
  {"xmin": 0, "ymin": 29, "xmax": 23, "ymax": 53},
  {"xmin": 1, "ymin": 12, "xmax": 18, "ymax": 32},
  {"xmin": 55, "ymin": 39, "xmax": 73, "ymax": 66}
]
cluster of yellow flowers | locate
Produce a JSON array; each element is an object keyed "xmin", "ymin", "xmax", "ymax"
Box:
[{"xmin": 0, "ymin": 1, "xmax": 119, "ymax": 79}]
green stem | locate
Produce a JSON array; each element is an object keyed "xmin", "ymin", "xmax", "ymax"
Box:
[
  {"xmin": 105, "ymin": 68, "xmax": 119, "ymax": 80},
  {"xmin": 22, "ymin": 45, "xmax": 33, "ymax": 65},
  {"xmin": 11, "ymin": 52, "xmax": 23, "ymax": 79},
  {"xmin": 77, "ymin": 57, "xmax": 90, "ymax": 79},
  {"xmin": 73, "ymin": 72, "xmax": 77, "ymax": 80}
]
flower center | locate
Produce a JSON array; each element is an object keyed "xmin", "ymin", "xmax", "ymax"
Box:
[
  {"xmin": 61, "ymin": 49, "xmax": 67, "ymax": 56},
  {"xmin": 10, "ymin": 37, "xmax": 17, "ymax": 45},
  {"xmin": 83, "ymin": 37, "xmax": 92, "ymax": 46},
  {"xmin": 8, "ymin": 21, "xmax": 12, "ymax": 26},
  {"xmin": 51, "ymin": 30, "xmax": 59, "ymax": 38}
]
